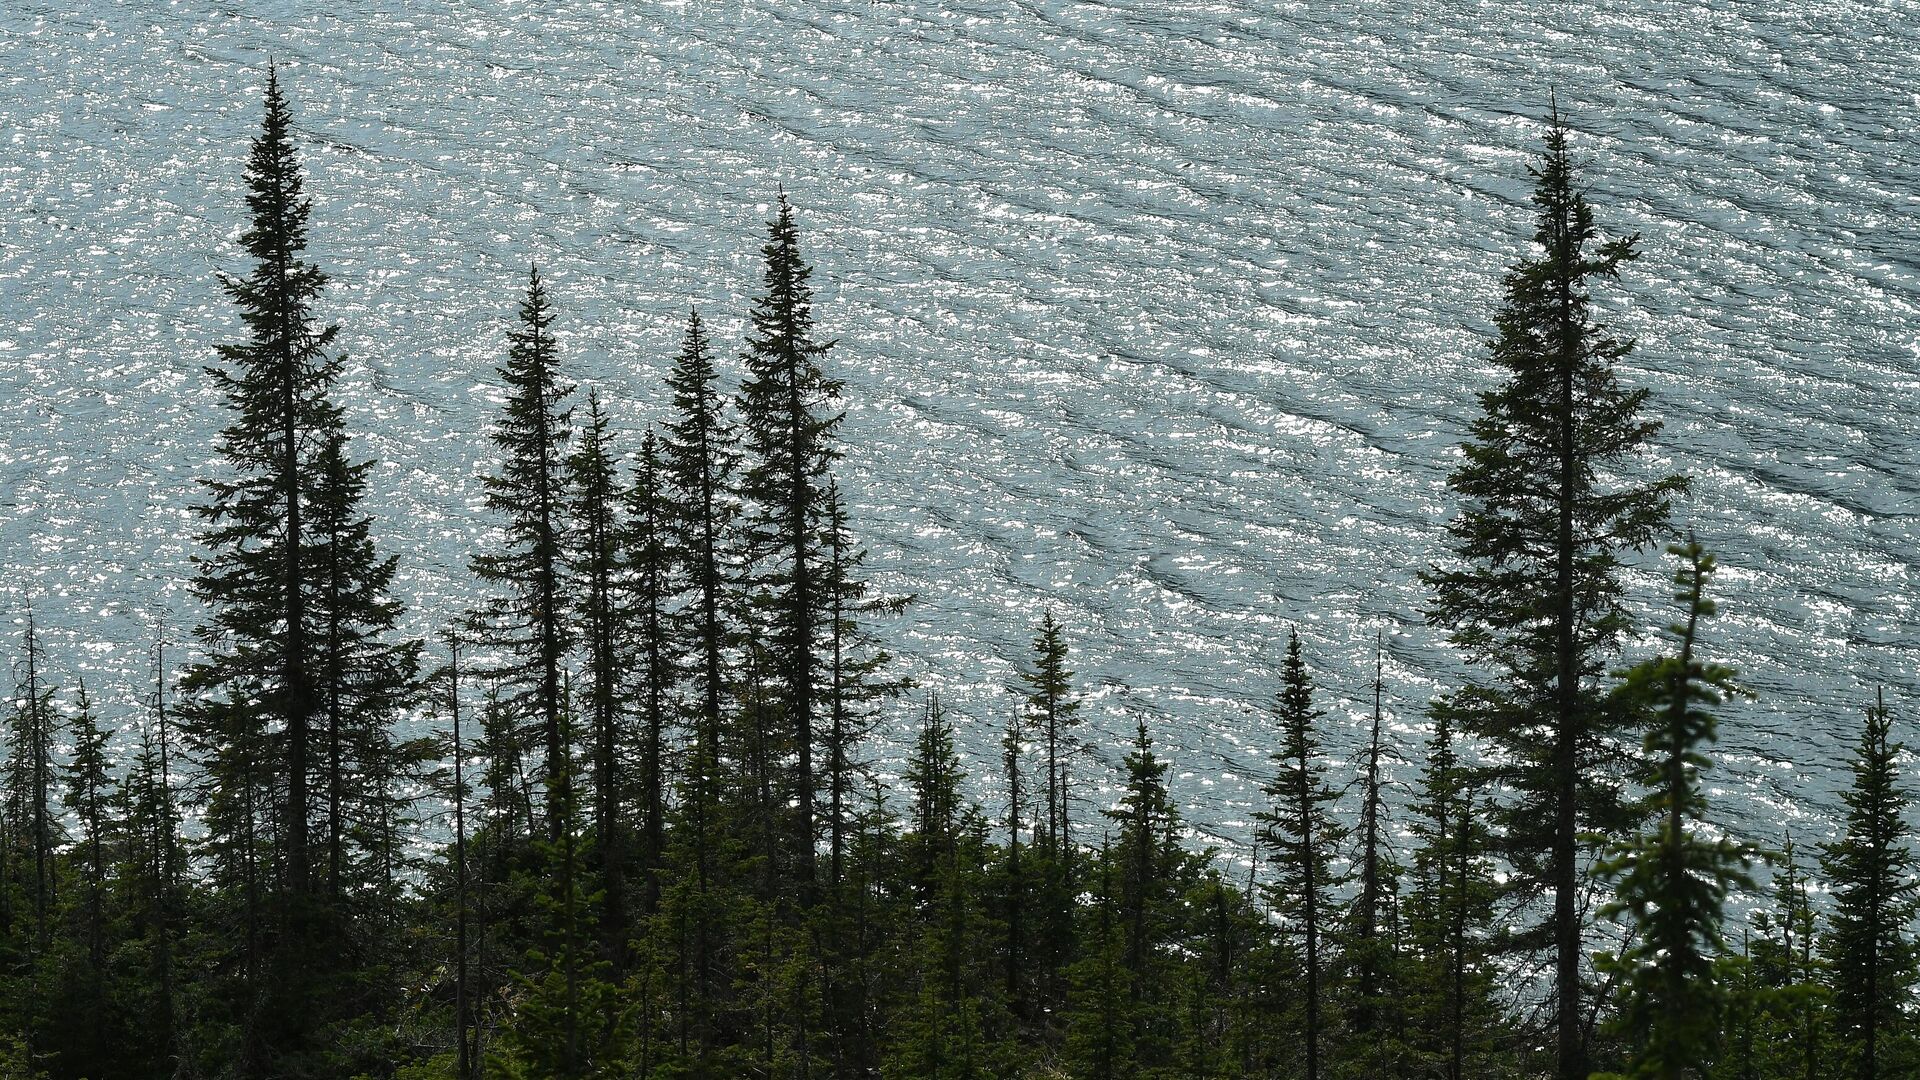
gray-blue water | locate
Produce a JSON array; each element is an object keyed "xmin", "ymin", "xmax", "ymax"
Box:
[{"xmin": 2, "ymin": 1, "xmax": 1916, "ymax": 869}]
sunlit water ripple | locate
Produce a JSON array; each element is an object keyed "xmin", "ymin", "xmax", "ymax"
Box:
[{"xmin": 1, "ymin": 1, "xmax": 1916, "ymax": 871}]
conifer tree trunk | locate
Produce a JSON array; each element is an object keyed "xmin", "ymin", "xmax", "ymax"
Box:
[
  {"xmin": 152, "ymin": 633, "xmax": 182, "ymax": 1071},
  {"xmin": 1004, "ymin": 709, "xmax": 1025, "ymax": 1017},
  {"xmin": 1448, "ymin": 813, "xmax": 1467, "ymax": 1080},
  {"xmin": 451, "ymin": 638, "xmax": 473, "ymax": 1080},
  {"xmin": 1353, "ymin": 635, "xmax": 1389, "ymax": 1035},
  {"xmin": 1549, "ymin": 160, "xmax": 1584, "ymax": 1078},
  {"xmin": 1300, "ymin": 746, "xmax": 1323, "ymax": 1080}
]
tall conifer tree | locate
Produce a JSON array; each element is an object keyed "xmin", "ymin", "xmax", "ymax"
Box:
[
  {"xmin": 1748, "ymin": 836, "xmax": 1831, "ymax": 1080},
  {"xmin": 174, "ymin": 66, "xmax": 406, "ymax": 1075},
  {"xmin": 819, "ymin": 481, "xmax": 907, "ymax": 888},
  {"xmin": 182, "ymin": 65, "xmax": 343, "ymax": 910},
  {"xmin": 1000, "ymin": 706, "xmax": 1031, "ymax": 1022},
  {"xmin": 567, "ymin": 390, "xmax": 630, "ymax": 949},
  {"xmin": 659, "ymin": 311, "xmax": 736, "ymax": 997},
  {"xmin": 662, "ymin": 308, "xmax": 737, "ymax": 766},
  {"xmin": 623, "ymin": 431, "xmax": 678, "ymax": 917},
  {"xmin": 1019, "ymin": 610, "xmax": 1082, "ymax": 1021},
  {"xmin": 63, "ymin": 680, "xmax": 110, "ymax": 975},
  {"xmin": 1421, "ymin": 105, "xmax": 1684, "ymax": 1080},
  {"xmin": 737, "ymin": 191, "xmax": 844, "ymax": 897},
  {"xmin": 1108, "ymin": 719, "xmax": 1200, "ymax": 1071},
  {"xmin": 1345, "ymin": 635, "xmax": 1405, "ymax": 1054},
  {"xmin": 470, "ymin": 265, "xmax": 574, "ymax": 841}
]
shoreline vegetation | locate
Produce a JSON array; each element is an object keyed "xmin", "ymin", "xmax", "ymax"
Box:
[{"xmin": 0, "ymin": 70, "xmax": 1913, "ymax": 1080}]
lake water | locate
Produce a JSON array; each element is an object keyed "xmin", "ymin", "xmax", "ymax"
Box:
[{"xmin": 2, "ymin": 0, "xmax": 1915, "ymax": 864}]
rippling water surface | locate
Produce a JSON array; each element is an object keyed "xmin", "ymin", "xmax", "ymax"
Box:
[{"xmin": 2, "ymin": 1, "xmax": 1916, "ymax": 861}]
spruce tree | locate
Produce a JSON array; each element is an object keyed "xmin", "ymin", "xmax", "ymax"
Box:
[
  {"xmin": 62, "ymin": 681, "xmax": 110, "ymax": 975},
  {"xmin": 470, "ymin": 264, "xmax": 574, "ymax": 842},
  {"xmin": 1256, "ymin": 628, "xmax": 1344, "ymax": 1080},
  {"xmin": 1594, "ymin": 541, "xmax": 1760, "ymax": 1080},
  {"xmin": 662, "ymin": 308, "xmax": 738, "ymax": 775},
  {"xmin": 121, "ymin": 631, "xmax": 184, "ymax": 1075},
  {"xmin": 1344, "ymin": 634, "xmax": 1406, "ymax": 1056},
  {"xmin": 658, "ymin": 310, "xmax": 736, "ymax": 1016},
  {"xmin": 904, "ymin": 697, "xmax": 964, "ymax": 902},
  {"xmin": 442, "ymin": 637, "xmax": 477, "ymax": 1080},
  {"xmin": 39, "ymin": 671, "xmax": 120, "ymax": 1080},
  {"xmin": 1020, "ymin": 610, "xmax": 1083, "ymax": 1026},
  {"xmin": 811, "ymin": 480, "xmax": 909, "ymax": 1072},
  {"xmin": 819, "ymin": 481, "xmax": 907, "ymax": 887},
  {"xmin": 736, "ymin": 191, "xmax": 845, "ymax": 897},
  {"xmin": 311, "ymin": 430, "xmax": 421, "ymax": 909},
  {"xmin": 887, "ymin": 699, "xmax": 1019, "ymax": 1079},
  {"xmin": 1, "ymin": 613, "xmax": 59, "ymax": 1073},
  {"xmin": 174, "ymin": 67, "xmax": 406, "ymax": 1074},
  {"xmin": 1022, "ymin": 611, "xmax": 1082, "ymax": 859},
  {"xmin": 500, "ymin": 787, "xmax": 624, "ymax": 1079},
  {"xmin": 5, "ymin": 612, "xmax": 58, "ymax": 941},
  {"xmin": 567, "ymin": 390, "xmax": 630, "ymax": 950},
  {"xmin": 182, "ymin": 65, "xmax": 348, "ymax": 912},
  {"xmin": 622, "ymin": 430, "xmax": 677, "ymax": 920},
  {"xmin": 1421, "ymin": 105, "xmax": 1684, "ymax": 1080},
  {"xmin": 1107, "ymin": 719, "xmax": 1201, "ymax": 1071},
  {"xmin": 1000, "ymin": 705, "xmax": 1031, "ymax": 1023},
  {"xmin": 1062, "ymin": 838, "xmax": 1135, "ymax": 1080},
  {"xmin": 1820, "ymin": 689, "xmax": 1917, "ymax": 1080},
  {"xmin": 1749, "ymin": 836, "xmax": 1831, "ymax": 1080},
  {"xmin": 1407, "ymin": 709, "xmax": 1500, "ymax": 1080}
]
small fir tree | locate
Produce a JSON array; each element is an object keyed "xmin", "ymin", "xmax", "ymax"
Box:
[
  {"xmin": 1820, "ymin": 690, "xmax": 1918, "ymax": 1080},
  {"xmin": 1256, "ymin": 629, "xmax": 1346, "ymax": 1080},
  {"xmin": 1593, "ymin": 541, "xmax": 1761, "ymax": 1080}
]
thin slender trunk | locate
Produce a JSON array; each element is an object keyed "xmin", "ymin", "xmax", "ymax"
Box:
[
  {"xmin": 452, "ymin": 641, "xmax": 473, "ymax": 1080},
  {"xmin": 1006, "ymin": 718, "xmax": 1024, "ymax": 1014},
  {"xmin": 828, "ymin": 575, "xmax": 847, "ymax": 889},
  {"xmin": 1045, "ymin": 694, "xmax": 1060, "ymax": 858},
  {"xmin": 535, "ymin": 346, "xmax": 565, "ymax": 843},
  {"xmin": 25, "ymin": 615, "xmax": 51, "ymax": 937},
  {"xmin": 592, "ymin": 505, "xmax": 624, "ymax": 948},
  {"xmin": 1302, "ymin": 772, "xmax": 1321, "ymax": 1080},
  {"xmin": 1447, "ymin": 800, "xmax": 1468, "ymax": 1080},
  {"xmin": 561, "ymin": 745, "xmax": 581, "ymax": 1073},
  {"xmin": 274, "ymin": 216, "xmax": 314, "ymax": 907},
  {"xmin": 1551, "ymin": 155, "xmax": 1585, "ymax": 1080},
  {"xmin": 154, "ymin": 634, "xmax": 181, "ymax": 1072},
  {"xmin": 787, "ymin": 368, "xmax": 818, "ymax": 900},
  {"xmin": 1356, "ymin": 635, "xmax": 1385, "ymax": 1030},
  {"xmin": 641, "ymin": 539, "xmax": 666, "ymax": 916},
  {"xmin": 326, "ymin": 555, "xmax": 344, "ymax": 903}
]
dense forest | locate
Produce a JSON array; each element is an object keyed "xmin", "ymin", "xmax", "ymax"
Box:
[{"xmin": 0, "ymin": 70, "xmax": 1914, "ymax": 1080}]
